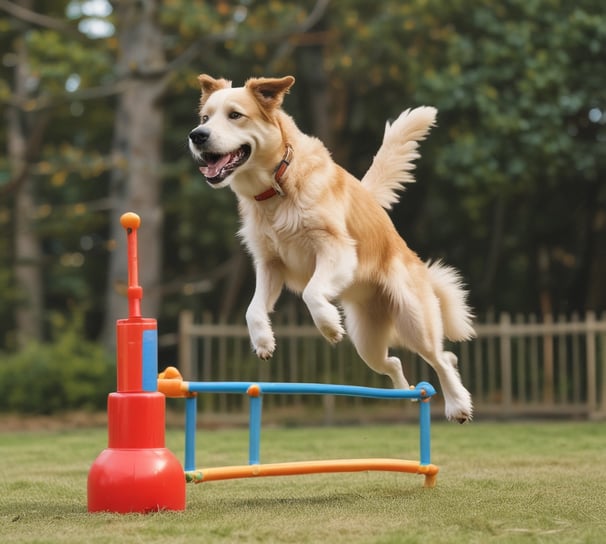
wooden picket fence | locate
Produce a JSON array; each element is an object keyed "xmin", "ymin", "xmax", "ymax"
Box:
[{"xmin": 175, "ymin": 310, "xmax": 606, "ymax": 422}]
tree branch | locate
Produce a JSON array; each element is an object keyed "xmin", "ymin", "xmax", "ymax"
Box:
[
  {"xmin": 0, "ymin": 112, "xmax": 51, "ymax": 197},
  {"xmin": 164, "ymin": 0, "xmax": 331, "ymax": 75},
  {"xmin": 0, "ymin": 0, "xmax": 332, "ymax": 112},
  {"xmin": 0, "ymin": 0, "xmax": 80, "ymax": 36},
  {"xmin": 0, "ymin": 78, "xmax": 135, "ymax": 113}
]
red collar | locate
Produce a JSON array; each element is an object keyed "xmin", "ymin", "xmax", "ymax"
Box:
[{"xmin": 254, "ymin": 144, "xmax": 293, "ymax": 202}]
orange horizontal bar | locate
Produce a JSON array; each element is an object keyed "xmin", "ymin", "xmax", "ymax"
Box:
[{"xmin": 186, "ymin": 459, "xmax": 439, "ymax": 484}]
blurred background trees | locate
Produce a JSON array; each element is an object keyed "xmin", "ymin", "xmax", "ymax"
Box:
[{"xmin": 1, "ymin": 0, "xmax": 605, "ymax": 375}]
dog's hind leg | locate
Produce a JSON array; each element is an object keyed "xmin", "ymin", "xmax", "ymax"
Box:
[
  {"xmin": 420, "ymin": 349, "xmax": 473, "ymax": 423},
  {"xmin": 342, "ymin": 300, "xmax": 409, "ymax": 389},
  {"xmin": 246, "ymin": 261, "xmax": 284, "ymax": 360},
  {"xmin": 391, "ymin": 286, "xmax": 473, "ymax": 422}
]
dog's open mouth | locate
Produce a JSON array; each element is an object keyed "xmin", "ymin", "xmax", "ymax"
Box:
[{"xmin": 198, "ymin": 145, "xmax": 251, "ymax": 184}]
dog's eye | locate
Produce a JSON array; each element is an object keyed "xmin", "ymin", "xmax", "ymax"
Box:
[
  {"xmin": 228, "ymin": 111, "xmax": 243, "ymax": 120},
  {"xmin": 201, "ymin": 115, "xmax": 209, "ymax": 124}
]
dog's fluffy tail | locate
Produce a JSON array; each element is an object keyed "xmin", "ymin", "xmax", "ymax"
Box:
[
  {"xmin": 361, "ymin": 107, "xmax": 437, "ymax": 210},
  {"xmin": 426, "ymin": 260, "xmax": 476, "ymax": 342}
]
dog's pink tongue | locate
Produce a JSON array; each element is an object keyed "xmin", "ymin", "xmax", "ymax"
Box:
[{"xmin": 199, "ymin": 154, "xmax": 231, "ymax": 178}]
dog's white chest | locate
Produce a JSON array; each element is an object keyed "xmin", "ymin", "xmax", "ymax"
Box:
[
  {"xmin": 269, "ymin": 230, "xmax": 315, "ymax": 289},
  {"xmin": 243, "ymin": 210, "xmax": 315, "ymax": 292}
]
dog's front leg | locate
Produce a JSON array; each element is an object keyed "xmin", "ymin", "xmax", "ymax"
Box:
[
  {"xmin": 302, "ymin": 245, "xmax": 356, "ymax": 344},
  {"xmin": 246, "ymin": 261, "xmax": 283, "ymax": 360}
]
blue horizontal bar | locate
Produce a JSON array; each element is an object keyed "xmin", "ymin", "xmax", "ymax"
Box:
[{"xmin": 185, "ymin": 381, "xmax": 436, "ymax": 400}]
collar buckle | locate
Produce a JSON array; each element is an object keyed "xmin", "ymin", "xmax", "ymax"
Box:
[{"xmin": 254, "ymin": 144, "xmax": 293, "ymax": 202}]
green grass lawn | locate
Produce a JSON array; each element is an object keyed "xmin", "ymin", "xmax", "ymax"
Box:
[{"xmin": 1, "ymin": 421, "xmax": 605, "ymax": 543}]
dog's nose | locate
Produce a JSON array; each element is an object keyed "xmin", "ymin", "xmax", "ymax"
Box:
[{"xmin": 189, "ymin": 126, "xmax": 210, "ymax": 146}]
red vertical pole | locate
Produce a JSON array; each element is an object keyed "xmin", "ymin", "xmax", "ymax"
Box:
[
  {"xmin": 88, "ymin": 212, "xmax": 185, "ymax": 513},
  {"xmin": 124, "ymin": 212, "xmax": 142, "ymax": 318},
  {"xmin": 115, "ymin": 213, "xmax": 154, "ymax": 393}
]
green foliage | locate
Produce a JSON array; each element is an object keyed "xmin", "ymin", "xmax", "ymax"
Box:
[
  {"xmin": 1, "ymin": 0, "xmax": 606, "ymax": 356},
  {"xmin": 0, "ymin": 316, "xmax": 114, "ymax": 414},
  {"xmin": 325, "ymin": 0, "xmax": 606, "ymax": 312}
]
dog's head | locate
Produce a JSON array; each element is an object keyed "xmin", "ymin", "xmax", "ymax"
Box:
[{"xmin": 188, "ymin": 75, "xmax": 295, "ymax": 191}]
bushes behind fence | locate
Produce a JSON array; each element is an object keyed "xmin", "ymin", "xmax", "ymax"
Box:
[{"xmin": 0, "ymin": 321, "xmax": 114, "ymax": 414}]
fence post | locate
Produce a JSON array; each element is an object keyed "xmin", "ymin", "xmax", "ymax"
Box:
[
  {"xmin": 599, "ymin": 312, "xmax": 606, "ymax": 417},
  {"xmin": 179, "ymin": 310, "xmax": 194, "ymax": 380},
  {"xmin": 499, "ymin": 313, "xmax": 513, "ymax": 415},
  {"xmin": 586, "ymin": 311, "xmax": 597, "ymax": 416},
  {"xmin": 543, "ymin": 313, "xmax": 554, "ymax": 404}
]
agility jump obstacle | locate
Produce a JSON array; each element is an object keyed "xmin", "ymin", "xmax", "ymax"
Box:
[
  {"xmin": 87, "ymin": 213, "xmax": 438, "ymax": 513},
  {"xmin": 158, "ymin": 367, "xmax": 439, "ymax": 487}
]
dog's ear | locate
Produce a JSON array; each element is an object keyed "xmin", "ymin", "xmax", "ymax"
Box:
[
  {"xmin": 246, "ymin": 76, "xmax": 295, "ymax": 111},
  {"xmin": 197, "ymin": 75, "xmax": 232, "ymax": 107}
]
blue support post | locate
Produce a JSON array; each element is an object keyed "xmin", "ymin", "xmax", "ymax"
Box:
[
  {"xmin": 247, "ymin": 385, "xmax": 263, "ymax": 465},
  {"xmin": 418, "ymin": 396, "xmax": 432, "ymax": 466},
  {"xmin": 141, "ymin": 329, "xmax": 159, "ymax": 392},
  {"xmin": 184, "ymin": 395, "xmax": 197, "ymax": 472}
]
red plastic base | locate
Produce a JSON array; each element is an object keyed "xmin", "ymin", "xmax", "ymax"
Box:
[
  {"xmin": 87, "ymin": 391, "xmax": 186, "ymax": 513},
  {"xmin": 87, "ymin": 447, "xmax": 185, "ymax": 513}
]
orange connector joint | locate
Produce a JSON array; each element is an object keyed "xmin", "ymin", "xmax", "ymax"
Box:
[{"xmin": 157, "ymin": 366, "xmax": 195, "ymax": 398}]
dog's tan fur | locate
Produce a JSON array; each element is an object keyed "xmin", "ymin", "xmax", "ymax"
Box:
[{"xmin": 189, "ymin": 75, "xmax": 475, "ymax": 422}]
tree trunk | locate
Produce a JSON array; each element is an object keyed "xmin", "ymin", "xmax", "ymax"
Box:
[
  {"xmin": 584, "ymin": 182, "xmax": 606, "ymax": 311},
  {"xmin": 9, "ymin": 21, "xmax": 43, "ymax": 346},
  {"xmin": 100, "ymin": 0, "xmax": 166, "ymax": 349},
  {"xmin": 297, "ymin": 41, "xmax": 332, "ymax": 146}
]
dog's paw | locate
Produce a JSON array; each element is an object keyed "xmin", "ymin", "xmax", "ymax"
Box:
[
  {"xmin": 450, "ymin": 411, "xmax": 472, "ymax": 424},
  {"xmin": 252, "ymin": 336, "xmax": 275, "ymax": 360},
  {"xmin": 255, "ymin": 346, "xmax": 274, "ymax": 360},
  {"xmin": 445, "ymin": 400, "xmax": 473, "ymax": 424},
  {"xmin": 309, "ymin": 303, "xmax": 345, "ymax": 344},
  {"xmin": 456, "ymin": 415, "xmax": 471, "ymax": 424},
  {"xmin": 246, "ymin": 310, "xmax": 275, "ymax": 361},
  {"xmin": 318, "ymin": 322, "xmax": 345, "ymax": 345},
  {"xmin": 303, "ymin": 291, "xmax": 345, "ymax": 345}
]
